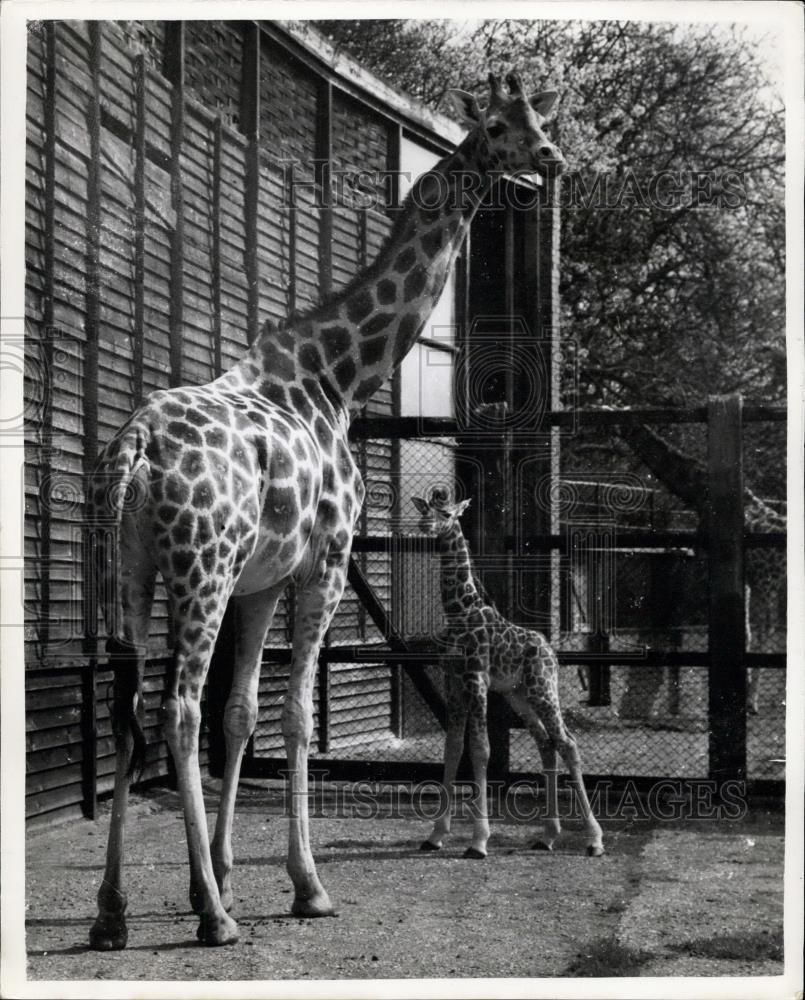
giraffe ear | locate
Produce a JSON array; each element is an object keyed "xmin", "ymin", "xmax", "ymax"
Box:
[
  {"xmin": 453, "ymin": 499, "xmax": 471, "ymax": 518},
  {"xmin": 447, "ymin": 89, "xmax": 483, "ymax": 126},
  {"xmin": 529, "ymin": 90, "xmax": 559, "ymax": 118},
  {"xmin": 411, "ymin": 496, "xmax": 430, "ymax": 514}
]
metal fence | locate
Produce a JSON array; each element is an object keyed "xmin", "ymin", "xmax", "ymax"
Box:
[{"xmin": 214, "ymin": 395, "xmax": 785, "ymax": 795}]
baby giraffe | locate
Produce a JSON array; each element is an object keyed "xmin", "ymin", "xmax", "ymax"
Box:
[{"xmin": 412, "ymin": 492, "xmax": 604, "ymax": 859}]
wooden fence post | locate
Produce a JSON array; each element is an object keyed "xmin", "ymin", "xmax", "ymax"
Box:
[
  {"xmin": 240, "ymin": 22, "xmax": 261, "ymax": 344},
  {"xmin": 163, "ymin": 22, "xmax": 186, "ymax": 385},
  {"xmin": 707, "ymin": 394, "xmax": 746, "ymax": 783}
]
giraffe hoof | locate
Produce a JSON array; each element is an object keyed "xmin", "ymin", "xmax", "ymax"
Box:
[
  {"xmin": 419, "ymin": 840, "xmax": 442, "ymax": 852},
  {"xmin": 89, "ymin": 916, "xmax": 128, "ymax": 951},
  {"xmin": 530, "ymin": 839, "xmax": 553, "ymax": 852},
  {"xmin": 462, "ymin": 847, "xmax": 487, "ymax": 860},
  {"xmin": 196, "ymin": 912, "xmax": 239, "ymax": 946},
  {"xmin": 586, "ymin": 845, "xmax": 605, "ymax": 858},
  {"xmin": 291, "ymin": 892, "xmax": 337, "ymax": 918}
]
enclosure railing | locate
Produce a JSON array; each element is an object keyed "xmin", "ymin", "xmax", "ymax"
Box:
[{"xmin": 219, "ymin": 396, "xmax": 785, "ymax": 797}]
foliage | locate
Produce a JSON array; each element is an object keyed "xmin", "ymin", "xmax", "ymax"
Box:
[{"xmin": 311, "ymin": 18, "xmax": 786, "ymax": 497}]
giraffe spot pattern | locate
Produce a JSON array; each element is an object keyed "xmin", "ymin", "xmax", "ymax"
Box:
[
  {"xmin": 376, "ymin": 279, "xmax": 397, "ymax": 304},
  {"xmin": 360, "ymin": 313, "xmax": 394, "ymax": 338},
  {"xmin": 420, "ymin": 226, "xmax": 445, "ymax": 257},
  {"xmin": 398, "ymin": 313, "xmax": 420, "ymax": 343},
  {"xmin": 180, "ymin": 450, "xmax": 205, "ymax": 479},
  {"xmin": 289, "ymin": 386, "xmax": 313, "ymax": 423},
  {"xmin": 314, "ymin": 416, "xmax": 333, "ymax": 451},
  {"xmin": 298, "ymin": 342, "xmax": 322, "ymax": 373},
  {"xmin": 359, "ymin": 337, "xmax": 387, "ymax": 368},
  {"xmin": 394, "ymin": 246, "xmax": 417, "ymax": 273},
  {"xmin": 166, "ymin": 421, "xmax": 203, "ymax": 447},
  {"xmin": 321, "ymin": 326, "xmax": 352, "ymax": 363},
  {"xmin": 260, "ymin": 339, "xmax": 295, "ymax": 382},
  {"xmin": 404, "ymin": 264, "xmax": 428, "ymax": 301},
  {"xmin": 172, "ymin": 550, "xmax": 195, "ymax": 577},
  {"xmin": 334, "ymin": 356, "xmax": 357, "ymax": 392},
  {"xmin": 192, "ymin": 481, "xmax": 214, "ymax": 509},
  {"xmin": 346, "ymin": 289, "xmax": 374, "ymax": 323},
  {"xmin": 184, "ymin": 408, "xmax": 211, "ymax": 428}
]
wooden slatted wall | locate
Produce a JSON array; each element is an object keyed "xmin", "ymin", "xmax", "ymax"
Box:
[{"xmin": 24, "ymin": 19, "xmax": 416, "ymax": 822}]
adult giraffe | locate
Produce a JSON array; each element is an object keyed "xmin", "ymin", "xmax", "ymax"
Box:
[{"xmin": 87, "ymin": 71, "xmax": 565, "ymax": 949}]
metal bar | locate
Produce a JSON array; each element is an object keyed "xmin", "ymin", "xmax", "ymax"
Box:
[
  {"xmin": 346, "ymin": 557, "xmax": 446, "ymax": 727},
  {"xmin": 133, "ymin": 53, "xmax": 146, "ymax": 407},
  {"xmin": 585, "ymin": 631, "xmax": 611, "ymax": 706},
  {"xmin": 212, "ymin": 116, "xmax": 223, "ymax": 376},
  {"xmin": 350, "ymin": 530, "xmax": 706, "ymax": 552},
  {"xmin": 29, "ymin": 645, "xmax": 785, "ymax": 679},
  {"xmin": 349, "ymin": 406, "xmax": 786, "ymax": 438},
  {"xmin": 315, "ymin": 79, "xmax": 333, "ymax": 297},
  {"xmin": 707, "ymin": 395, "xmax": 746, "ymax": 783},
  {"xmin": 240, "ymin": 22, "xmax": 261, "ymax": 344},
  {"xmin": 255, "ymin": 646, "xmax": 791, "ymax": 669},
  {"xmin": 349, "ymin": 529, "xmax": 784, "ymax": 553},
  {"xmin": 163, "ymin": 22, "xmax": 185, "ymax": 386}
]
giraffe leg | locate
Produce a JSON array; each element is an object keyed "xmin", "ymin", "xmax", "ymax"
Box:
[
  {"xmin": 505, "ymin": 689, "xmax": 561, "ymax": 850},
  {"xmin": 89, "ymin": 553, "xmax": 155, "ymax": 951},
  {"xmin": 542, "ymin": 711, "xmax": 603, "ymax": 857},
  {"xmin": 463, "ymin": 668, "xmax": 491, "ymax": 859},
  {"xmin": 162, "ymin": 597, "xmax": 239, "ymax": 946},
  {"xmin": 189, "ymin": 586, "xmax": 283, "ymax": 915},
  {"xmin": 421, "ymin": 667, "xmax": 467, "ymax": 851},
  {"xmin": 283, "ymin": 561, "xmax": 347, "ymax": 917}
]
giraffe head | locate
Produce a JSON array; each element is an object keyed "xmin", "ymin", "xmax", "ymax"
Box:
[
  {"xmin": 411, "ymin": 491, "xmax": 471, "ymax": 538},
  {"xmin": 447, "ymin": 71, "xmax": 564, "ymax": 177}
]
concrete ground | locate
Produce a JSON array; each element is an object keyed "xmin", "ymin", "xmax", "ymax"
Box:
[{"xmin": 24, "ymin": 779, "xmax": 784, "ymax": 982}]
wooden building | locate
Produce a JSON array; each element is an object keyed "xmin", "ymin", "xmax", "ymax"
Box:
[{"xmin": 24, "ymin": 19, "xmax": 559, "ymax": 824}]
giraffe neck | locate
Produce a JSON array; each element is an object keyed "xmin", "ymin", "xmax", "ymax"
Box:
[
  {"xmin": 233, "ymin": 130, "xmax": 495, "ymax": 417},
  {"xmin": 438, "ymin": 522, "xmax": 485, "ymax": 620}
]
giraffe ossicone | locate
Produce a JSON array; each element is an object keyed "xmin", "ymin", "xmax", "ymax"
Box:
[
  {"xmin": 411, "ymin": 493, "xmax": 604, "ymax": 859},
  {"xmin": 87, "ymin": 70, "xmax": 565, "ymax": 949}
]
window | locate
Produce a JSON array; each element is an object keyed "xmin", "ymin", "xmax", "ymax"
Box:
[{"xmin": 394, "ymin": 137, "xmax": 459, "ymax": 636}]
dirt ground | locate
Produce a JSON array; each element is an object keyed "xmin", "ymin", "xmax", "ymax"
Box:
[{"xmin": 24, "ymin": 779, "xmax": 785, "ymax": 983}]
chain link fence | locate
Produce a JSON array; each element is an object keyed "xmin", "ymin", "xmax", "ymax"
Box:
[{"xmin": 239, "ymin": 411, "xmax": 785, "ymax": 789}]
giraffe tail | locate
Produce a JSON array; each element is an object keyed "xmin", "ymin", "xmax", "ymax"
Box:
[{"xmin": 87, "ymin": 421, "xmax": 151, "ymax": 780}]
